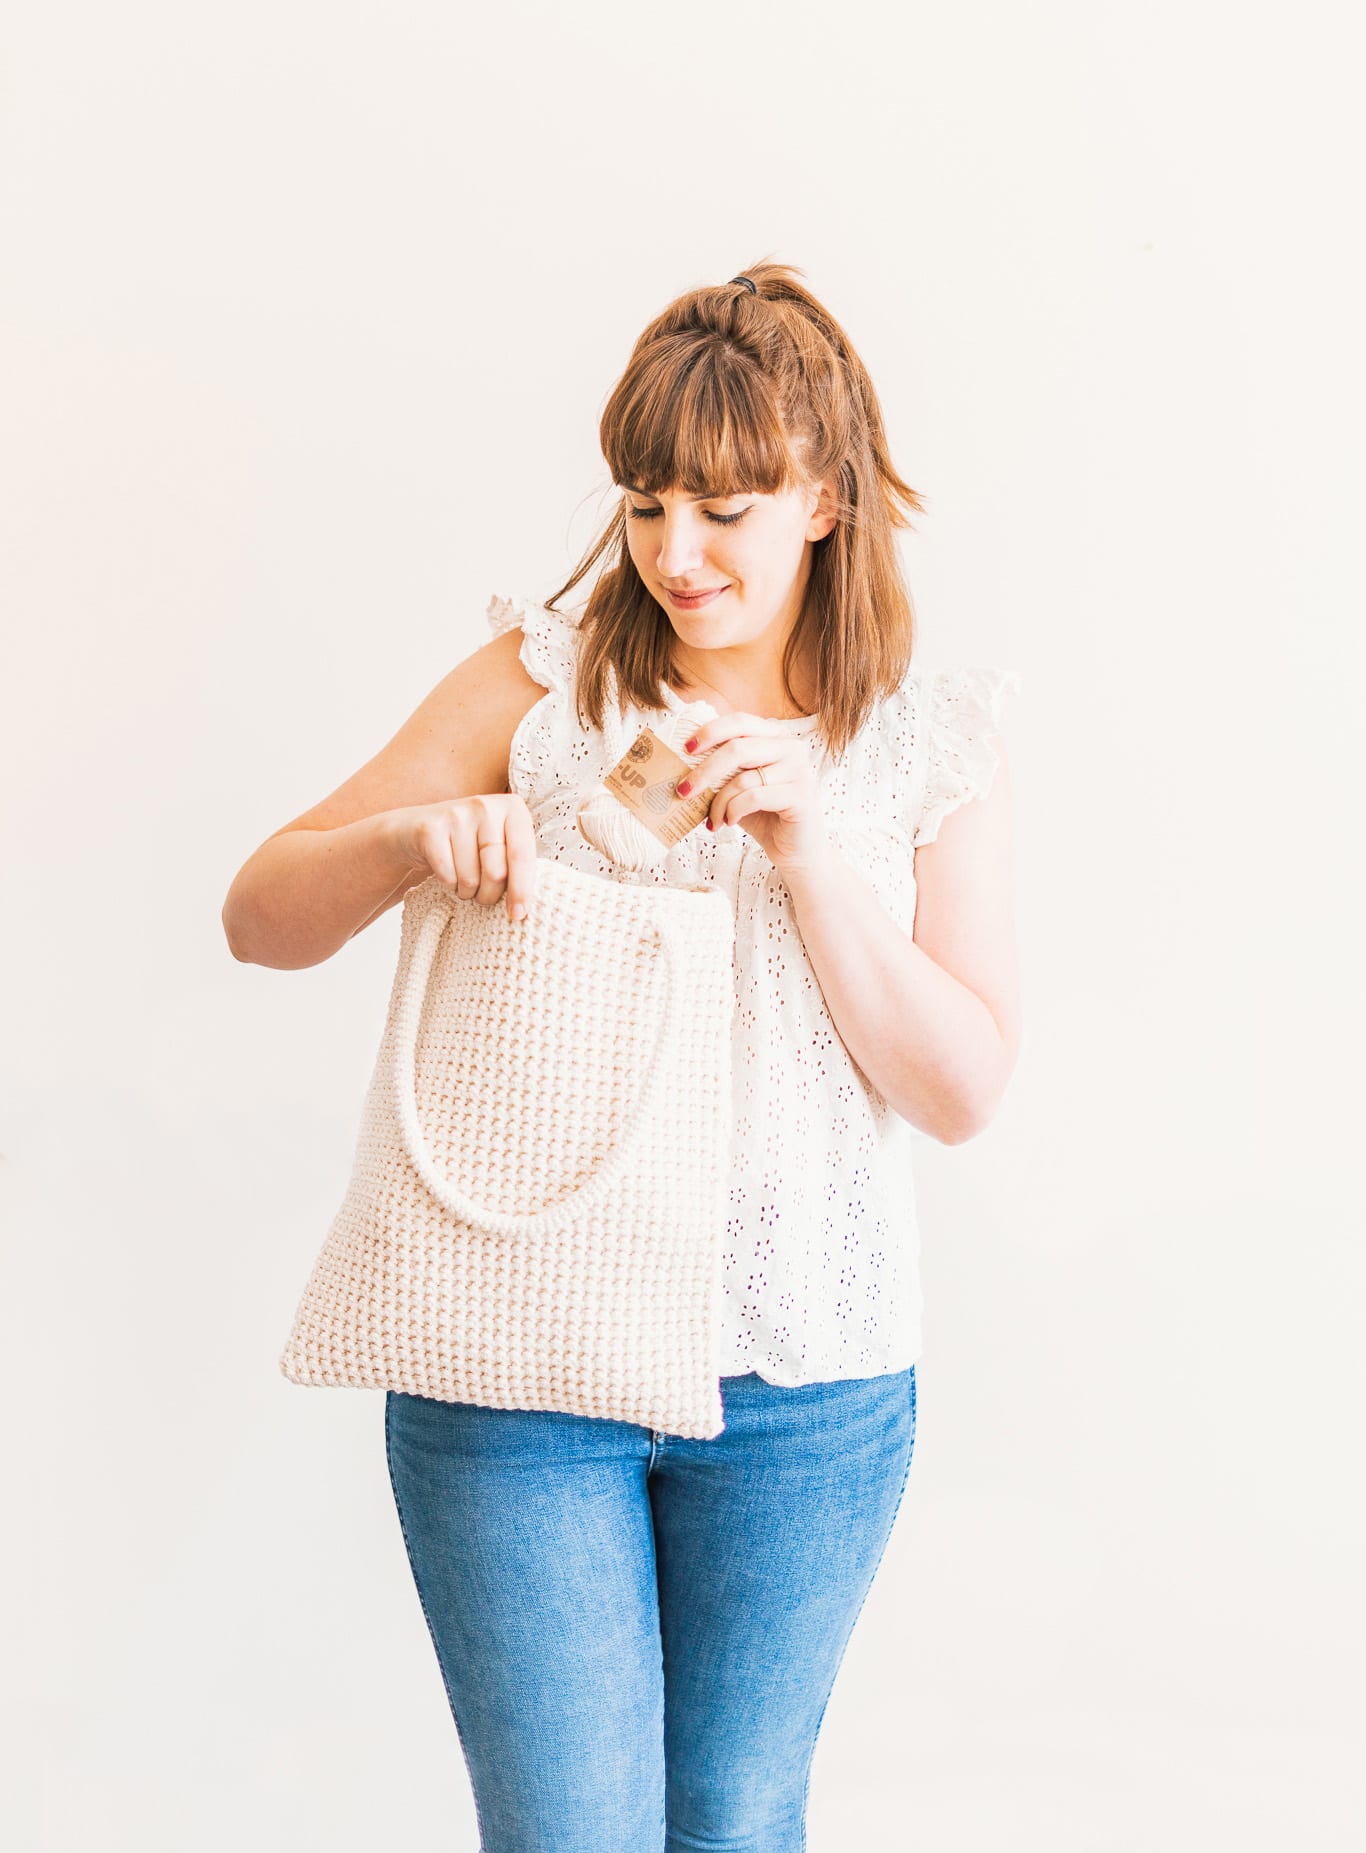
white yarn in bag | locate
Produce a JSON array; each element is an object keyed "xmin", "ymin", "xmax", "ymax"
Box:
[
  {"xmin": 575, "ymin": 698, "xmax": 720, "ymax": 871},
  {"xmin": 279, "ymin": 857, "xmax": 737, "ymax": 1438}
]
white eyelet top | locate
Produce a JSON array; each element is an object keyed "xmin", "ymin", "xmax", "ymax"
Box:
[{"xmin": 486, "ymin": 590, "xmax": 1020, "ymax": 1387}]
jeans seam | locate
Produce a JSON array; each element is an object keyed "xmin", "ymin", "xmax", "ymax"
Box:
[
  {"xmin": 795, "ymin": 1365, "xmax": 918, "ymax": 1851},
  {"xmin": 384, "ymin": 1393, "xmax": 491, "ymax": 1853},
  {"xmin": 385, "ymin": 1372, "xmax": 918, "ymax": 1853}
]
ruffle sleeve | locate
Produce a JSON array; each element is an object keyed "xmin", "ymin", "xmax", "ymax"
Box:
[
  {"xmin": 910, "ymin": 665, "xmax": 1021, "ymax": 849},
  {"xmin": 485, "ymin": 590, "xmax": 581, "ymax": 696}
]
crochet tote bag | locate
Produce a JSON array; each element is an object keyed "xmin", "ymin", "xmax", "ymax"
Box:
[{"xmin": 278, "ymin": 857, "xmax": 737, "ymax": 1438}]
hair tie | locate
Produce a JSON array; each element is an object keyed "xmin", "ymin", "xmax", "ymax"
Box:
[{"xmin": 728, "ymin": 275, "xmax": 757, "ymax": 295}]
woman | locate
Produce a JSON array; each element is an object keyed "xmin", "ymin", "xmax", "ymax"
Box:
[{"xmin": 224, "ymin": 260, "xmax": 1021, "ymax": 1850}]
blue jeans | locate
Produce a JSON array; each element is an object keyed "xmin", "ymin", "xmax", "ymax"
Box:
[{"xmin": 383, "ymin": 1365, "xmax": 917, "ymax": 1852}]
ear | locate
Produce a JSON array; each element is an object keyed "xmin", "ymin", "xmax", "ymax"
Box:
[{"xmin": 805, "ymin": 476, "xmax": 840, "ymax": 542}]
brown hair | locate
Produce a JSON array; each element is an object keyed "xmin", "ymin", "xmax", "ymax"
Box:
[{"xmin": 543, "ymin": 257, "xmax": 925, "ymax": 764}]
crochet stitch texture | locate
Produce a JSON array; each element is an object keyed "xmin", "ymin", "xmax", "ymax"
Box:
[
  {"xmin": 280, "ymin": 857, "xmax": 738, "ymax": 1438},
  {"xmin": 484, "ymin": 590, "xmax": 1021, "ymax": 1386}
]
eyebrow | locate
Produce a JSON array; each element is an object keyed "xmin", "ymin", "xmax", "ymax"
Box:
[{"xmin": 620, "ymin": 484, "xmax": 745, "ymax": 502}]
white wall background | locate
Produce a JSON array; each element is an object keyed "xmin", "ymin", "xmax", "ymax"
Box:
[{"xmin": 4, "ymin": 3, "xmax": 1361, "ymax": 1847}]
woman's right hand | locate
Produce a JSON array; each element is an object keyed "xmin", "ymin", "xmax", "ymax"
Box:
[{"xmin": 385, "ymin": 795, "xmax": 539, "ymax": 922}]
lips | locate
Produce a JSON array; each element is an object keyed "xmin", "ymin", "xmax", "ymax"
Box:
[{"xmin": 666, "ymin": 585, "xmax": 728, "ymax": 609}]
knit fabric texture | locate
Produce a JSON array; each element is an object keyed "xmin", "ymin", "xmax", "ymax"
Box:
[
  {"xmin": 279, "ymin": 857, "xmax": 738, "ymax": 1438},
  {"xmin": 486, "ymin": 590, "xmax": 1021, "ymax": 1386}
]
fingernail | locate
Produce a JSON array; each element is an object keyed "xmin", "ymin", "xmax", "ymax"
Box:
[
  {"xmin": 510, "ymin": 903, "xmax": 526, "ymax": 921},
  {"xmin": 705, "ymin": 818, "xmax": 714, "ymax": 831},
  {"xmin": 676, "ymin": 779, "xmax": 692, "ymax": 796},
  {"xmin": 684, "ymin": 737, "xmax": 698, "ymax": 753}
]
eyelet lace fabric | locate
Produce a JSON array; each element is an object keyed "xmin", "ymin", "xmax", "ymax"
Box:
[{"xmin": 486, "ymin": 591, "xmax": 1020, "ymax": 1385}]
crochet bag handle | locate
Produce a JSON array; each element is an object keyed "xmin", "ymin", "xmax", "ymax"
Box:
[{"xmin": 390, "ymin": 883, "xmax": 684, "ymax": 1238}]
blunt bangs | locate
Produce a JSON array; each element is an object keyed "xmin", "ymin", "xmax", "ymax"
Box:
[
  {"xmin": 542, "ymin": 258, "xmax": 924, "ymax": 761},
  {"xmin": 602, "ymin": 338, "xmax": 801, "ymax": 502}
]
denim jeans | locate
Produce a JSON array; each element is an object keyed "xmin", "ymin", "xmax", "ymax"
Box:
[{"xmin": 383, "ymin": 1364, "xmax": 917, "ymax": 1853}]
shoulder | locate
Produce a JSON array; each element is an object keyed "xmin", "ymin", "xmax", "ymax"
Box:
[
  {"xmin": 486, "ymin": 591, "xmax": 586, "ymax": 697},
  {"xmin": 897, "ymin": 662, "xmax": 1021, "ymax": 850},
  {"xmin": 904, "ymin": 667, "xmax": 1022, "ymax": 1115}
]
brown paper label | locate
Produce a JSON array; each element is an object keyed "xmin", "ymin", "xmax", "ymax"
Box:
[{"xmin": 602, "ymin": 727, "xmax": 718, "ymax": 848}]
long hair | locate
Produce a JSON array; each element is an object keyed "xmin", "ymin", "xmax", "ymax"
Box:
[{"xmin": 544, "ymin": 257, "xmax": 925, "ymax": 764}]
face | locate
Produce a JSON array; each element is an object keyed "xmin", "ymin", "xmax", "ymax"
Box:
[{"xmin": 620, "ymin": 476, "xmax": 838, "ymax": 660}]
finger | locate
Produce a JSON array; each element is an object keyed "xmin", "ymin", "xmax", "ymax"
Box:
[
  {"xmin": 503, "ymin": 803, "xmax": 539, "ymax": 922},
  {"xmin": 727, "ymin": 780, "xmax": 785, "ymax": 823},
  {"xmin": 451, "ymin": 798, "xmax": 505, "ymax": 902},
  {"xmin": 699, "ymin": 740, "xmax": 765, "ymax": 797},
  {"xmin": 449, "ymin": 827, "xmax": 486, "ymax": 899},
  {"xmin": 680, "ymin": 717, "xmax": 768, "ymax": 790},
  {"xmin": 680, "ymin": 737, "xmax": 725, "ymax": 789},
  {"xmin": 712, "ymin": 763, "xmax": 790, "ymax": 831},
  {"xmin": 415, "ymin": 816, "xmax": 459, "ymax": 887},
  {"xmin": 679, "ymin": 752, "xmax": 728, "ymax": 801},
  {"xmin": 684, "ymin": 713, "xmax": 768, "ymax": 756},
  {"xmin": 473, "ymin": 827, "xmax": 509, "ymax": 907},
  {"xmin": 707, "ymin": 770, "xmax": 757, "ymax": 832}
]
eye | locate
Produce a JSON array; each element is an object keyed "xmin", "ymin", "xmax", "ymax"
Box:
[{"xmin": 626, "ymin": 504, "xmax": 750, "ymax": 527}]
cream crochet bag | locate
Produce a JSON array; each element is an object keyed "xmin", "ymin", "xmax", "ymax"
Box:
[{"xmin": 278, "ymin": 857, "xmax": 737, "ymax": 1438}]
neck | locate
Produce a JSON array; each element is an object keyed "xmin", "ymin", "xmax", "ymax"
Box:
[{"xmin": 671, "ymin": 655, "xmax": 817, "ymax": 722}]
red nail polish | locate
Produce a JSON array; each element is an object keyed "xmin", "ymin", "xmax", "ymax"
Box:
[
  {"xmin": 677, "ymin": 780, "xmax": 692, "ymax": 796},
  {"xmin": 684, "ymin": 738, "xmax": 698, "ymax": 753},
  {"xmin": 705, "ymin": 817, "xmax": 714, "ymax": 831}
]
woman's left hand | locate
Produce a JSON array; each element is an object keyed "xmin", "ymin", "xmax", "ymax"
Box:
[{"xmin": 675, "ymin": 715, "xmax": 833, "ymax": 874}]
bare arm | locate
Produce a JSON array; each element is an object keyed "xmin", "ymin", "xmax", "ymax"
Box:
[
  {"xmin": 222, "ymin": 812, "xmax": 427, "ymax": 971},
  {"xmin": 222, "ymin": 627, "xmax": 547, "ymax": 970},
  {"xmin": 780, "ymin": 737, "xmax": 1022, "ymax": 1144}
]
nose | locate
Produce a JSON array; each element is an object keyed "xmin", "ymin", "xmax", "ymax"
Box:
[{"xmin": 652, "ymin": 512, "xmax": 708, "ymax": 580}]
